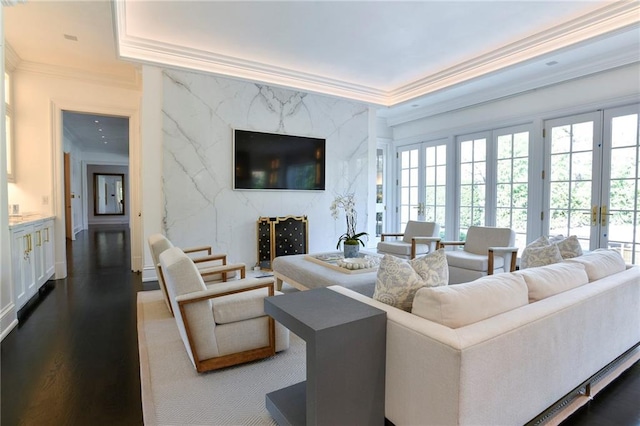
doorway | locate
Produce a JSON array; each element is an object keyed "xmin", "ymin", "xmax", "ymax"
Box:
[{"xmin": 543, "ymin": 103, "xmax": 640, "ymax": 264}]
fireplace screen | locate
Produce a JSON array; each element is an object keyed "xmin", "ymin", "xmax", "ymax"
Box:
[{"xmin": 257, "ymin": 215, "xmax": 308, "ymax": 270}]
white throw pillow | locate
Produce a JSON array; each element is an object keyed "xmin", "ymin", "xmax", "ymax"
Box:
[
  {"xmin": 516, "ymin": 262, "xmax": 588, "ymax": 303},
  {"xmin": 564, "ymin": 249, "xmax": 626, "ymax": 281},
  {"xmin": 373, "ymin": 250, "xmax": 448, "ymax": 311},
  {"xmin": 412, "ymin": 273, "xmax": 528, "ymax": 329},
  {"xmin": 555, "ymin": 235, "xmax": 583, "ymax": 259},
  {"xmin": 521, "ymin": 243, "xmax": 563, "ymax": 269}
]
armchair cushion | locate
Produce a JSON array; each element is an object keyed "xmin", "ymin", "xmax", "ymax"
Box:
[
  {"xmin": 212, "ymin": 287, "xmax": 276, "ymax": 324},
  {"xmin": 376, "ymin": 241, "xmax": 430, "ymax": 257},
  {"xmin": 446, "ymin": 250, "xmax": 505, "ymax": 271},
  {"xmin": 373, "ymin": 249, "xmax": 448, "ymax": 311}
]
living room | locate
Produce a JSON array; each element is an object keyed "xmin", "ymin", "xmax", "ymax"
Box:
[{"xmin": 1, "ymin": 1, "xmax": 639, "ymax": 425}]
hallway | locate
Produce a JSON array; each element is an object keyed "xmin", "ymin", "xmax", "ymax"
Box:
[{"xmin": 1, "ymin": 225, "xmax": 147, "ymax": 425}]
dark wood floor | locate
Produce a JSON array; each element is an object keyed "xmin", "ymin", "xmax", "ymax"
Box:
[{"xmin": 1, "ymin": 225, "xmax": 639, "ymax": 425}]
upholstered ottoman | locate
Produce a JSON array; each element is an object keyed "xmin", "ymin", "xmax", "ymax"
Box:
[{"xmin": 272, "ymin": 253, "xmax": 378, "ymax": 297}]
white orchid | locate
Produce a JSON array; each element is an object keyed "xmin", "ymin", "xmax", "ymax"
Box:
[{"xmin": 330, "ymin": 193, "xmax": 367, "ymax": 249}]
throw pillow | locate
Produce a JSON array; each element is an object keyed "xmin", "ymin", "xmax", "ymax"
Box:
[
  {"xmin": 373, "ymin": 250, "xmax": 448, "ymax": 311},
  {"xmin": 521, "ymin": 243, "xmax": 563, "ymax": 269},
  {"xmin": 410, "ymin": 248, "xmax": 448, "ymax": 287},
  {"xmin": 564, "ymin": 249, "xmax": 626, "ymax": 281},
  {"xmin": 555, "ymin": 235, "xmax": 583, "ymax": 259},
  {"xmin": 520, "ymin": 236, "xmax": 550, "ymax": 269}
]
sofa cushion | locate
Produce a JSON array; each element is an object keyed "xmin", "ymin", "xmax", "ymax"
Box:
[
  {"xmin": 564, "ymin": 249, "xmax": 626, "ymax": 281},
  {"xmin": 520, "ymin": 243, "xmax": 563, "ymax": 269},
  {"xmin": 516, "ymin": 262, "xmax": 589, "ymax": 303},
  {"xmin": 555, "ymin": 235, "xmax": 583, "ymax": 259},
  {"xmin": 411, "ymin": 273, "xmax": 528, "ymax": 329},
  {"xmin": 373, "ymin": 250, "xmax": 448, "ymax": 311}
]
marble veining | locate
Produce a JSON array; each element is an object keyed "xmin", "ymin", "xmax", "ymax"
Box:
[{"xmin": 162, "ymin": 69, "xmax": 370, "ymax": 265}]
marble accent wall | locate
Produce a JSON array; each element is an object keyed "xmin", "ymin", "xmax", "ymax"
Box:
[{"xmin": 162, "ymin": 70, "xmax": 370, "ymax": 266}]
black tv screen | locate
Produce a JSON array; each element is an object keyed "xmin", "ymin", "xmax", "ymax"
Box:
[{"xmin": 233, "ymin": 129, "xmax": 326, "ymax": 190}]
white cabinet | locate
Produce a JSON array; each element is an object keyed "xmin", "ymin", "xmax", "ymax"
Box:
[
  {"xmin": 11, "ymin": 225, "xmax": 35, "ymax": 310},
  {"xmin": 10, "ymin": 218, "xmax": 56, "ymax": 311}
]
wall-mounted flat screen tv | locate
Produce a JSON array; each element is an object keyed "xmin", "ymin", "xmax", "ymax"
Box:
[{"xmin": 233, "ymin": 129, "xmax": 326, "ymax": 191}]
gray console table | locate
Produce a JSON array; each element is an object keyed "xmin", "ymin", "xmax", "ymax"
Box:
[{"xmin": 264, "ymin": 288, "xmax": 386, "ymax": 426}]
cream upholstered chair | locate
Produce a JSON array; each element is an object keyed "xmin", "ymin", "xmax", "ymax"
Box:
[
  {"xmin": 159, "ymin": 247, "xmax": 289, "ymax": 372},
  {"xmin": 439, "ymin": 226, "xmax": 518, "ymax": 284},
  {"xmin": 148, "ymin": 233, "xmax": 246, "ymax": 315},
  {"xmin": 377, "ymin": 221, "xmax": 441, "ymax": 259}
]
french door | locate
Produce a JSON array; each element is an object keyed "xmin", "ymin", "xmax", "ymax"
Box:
[
  {"xmin": 544, "ymin": 104, "xmax": 640, "ymax": 264},
  {"xmin": 396, "ymin": 140, "xmax": 448, "ymax": 237}
]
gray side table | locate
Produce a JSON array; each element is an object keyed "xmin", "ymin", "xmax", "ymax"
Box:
[{"xmin": 264, "ymin": 287, "xmax": 386, "ymax": 426}]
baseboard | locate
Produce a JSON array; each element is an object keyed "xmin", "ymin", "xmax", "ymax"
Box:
[
  {"xmin": 142, "ymin": 266, "xmax": 158, "ymax": 282},
  {"xmin": 1, "ymin": 302, "xmax": 18, "ymax": 341}
]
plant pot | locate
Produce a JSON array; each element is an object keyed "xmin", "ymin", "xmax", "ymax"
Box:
[{"xmin": 344, "ymin": 243, "xmax": 360, "ymax": 259}]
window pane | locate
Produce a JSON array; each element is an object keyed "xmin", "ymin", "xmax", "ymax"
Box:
[
  {"xmin": 552, "ymin": 126, "xmax": 571, "ymax": 153},
  {"xmin": 572, "ymin": 121, "xmax": 593, "ymax": 152},
  {"xmin": 460, "ymin": 141, "xmax": 473, "ymax": 162},
  {"xmin": 550, "ymin": 154, "xmax": 570, "ymax": 181},
  {"xmin": 611, "ymin": 114, "xmax": 638, "ymax": 148},
  {"xmin": 474, "ymin": 139, "xmax": 486, "ymax": 161},
  {"xmin": 497, "ymin": 159, "xmax": 512, "ymax": 183},
  {"xmin": 497, "ymin": 135, "xmax": 512, "ymax": 159},
  {"xmin": 571, "ymin": 152, "xmax": 592, "ymax": 180},
  {"xmin": 610, "ymin": 147, "xmax": 637, "ymax": 180}
]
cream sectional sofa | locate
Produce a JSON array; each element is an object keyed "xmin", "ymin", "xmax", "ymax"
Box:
[{"xmin": 329, "ymin": 249, "xmax": 640, "ymax": 425}]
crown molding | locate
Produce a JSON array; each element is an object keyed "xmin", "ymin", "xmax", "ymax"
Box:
[
  {"xmin": 114, "ymin": 0, "xmax": 639, "ymax": 107},
  {"xmin": 388, "ymin": 1, "xmax": 640, "ymax": 105},
  {"xmin": 385, "ymin": 48, "xmax": 640, "ymax": 127},
  {"xmin": 14, "ymin": 60, "xmax": 142, "ymax": 91}
]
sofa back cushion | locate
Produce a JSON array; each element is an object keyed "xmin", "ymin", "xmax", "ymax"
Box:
[
  {"xmin": 565, "ymin": 249, "xmax": 626, "ymax": 281},
  {"xmin": 411, "ymin": 273, "xmax": 528, "ymax": 329},
  {"xmin": 516, "ymin": 262, "xmax": 588, "ymax": 303}
]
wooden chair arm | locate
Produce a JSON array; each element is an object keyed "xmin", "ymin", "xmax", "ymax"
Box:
[
  {"xmin": 182, "ymin": 245, "xmax": 212, "ymax": 256},
  {"xmin": 410, "ymin": 237, "xmax": 442, "ymax": 259},
  {"xmin": 192, "ymin": 254, "xmax": 227, "ymax": 265},
  {"xmin": 176, "ymin": 277, "xmax": 274, "ymax": 306},
  {"xmin": 437, "ymin": 240, "xmax": 465, "ymax": 250},
  {"xmin": 199, "ymin": 263, "xmax": 246, "ymax": 281},
  {"xmin": 380, "ymin": 233, "xmax": 404, "ymax": 242},
  {"xmin": 488, "ymin": 247, "xmax": 519, "ymax": 273}
]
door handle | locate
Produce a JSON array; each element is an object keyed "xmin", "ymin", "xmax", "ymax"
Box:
[
  {"xmin": 584, "ymin": 206, "xmax": 598, "ymax": 226},
  {"xmin": 600, "ymin": 205, "xmax": 612, "ymax": 227}
]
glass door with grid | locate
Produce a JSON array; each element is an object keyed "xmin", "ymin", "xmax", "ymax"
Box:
[
  {"xmin": 544, "ymin": 104, "xmax": 640, "ymax": 264},
  {"xmin": 396, "ymin": 140, "xmax": 447, "ymax": 236}
]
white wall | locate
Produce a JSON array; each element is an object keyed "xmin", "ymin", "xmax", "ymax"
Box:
[
  {"xmin": 5, "ymin": 65, "xmax": 141, "ymax": 280},
  {"xmin": 154, "ymin": 69, "xmax": 372, "ymax": 274},
  {"xmin": 0, "ymin": 5, "xmax": 17, "ymax": 340}
]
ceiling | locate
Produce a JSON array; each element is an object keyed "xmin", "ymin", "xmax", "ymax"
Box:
[
  {"xmin": 62, "ymin": 112, "xmax": 129, "ymax": 157},
  {"xmin": 4, "ymin": 1, "xmax": 640, "ymax": 147}
]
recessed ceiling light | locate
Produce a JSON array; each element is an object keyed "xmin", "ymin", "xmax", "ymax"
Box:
[
  {"xmin": 94, "ymin": 120, "xmax": 99, "ymax": 123},
  {"xmin": 104, "ymin": 141, "xmax": 108, "ymax": 144},
  {"xmin": 101, "ymin": 135, "xmax": 105, "ymax": 138},
  {"xmin": 63, "ymin": 34, "xmax": 78, "ymax": 42},
  {"xmin": 98, "ymin": 128, "xmax": 103, "ymax": 132},
  {"xmin": 546, "ymin": 61, "xmax": 559, "ymax": 66}
]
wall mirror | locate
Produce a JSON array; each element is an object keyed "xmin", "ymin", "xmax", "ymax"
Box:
[{"xmin": 94, "ymin": 173, "xmax": 125, "ymax": 215}]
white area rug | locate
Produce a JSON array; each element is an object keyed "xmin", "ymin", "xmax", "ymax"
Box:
[{"xmin": 137, "ymin": 290, "xmax": 306, "ymax": 425}]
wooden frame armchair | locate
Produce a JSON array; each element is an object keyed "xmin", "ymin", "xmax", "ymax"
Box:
[
  {"xmin": 160, "ymin": 247, "xmax": 289, "ymax": 372},
  {"xmin": 438, "ymin": 226, "xmax": 518, "ymax": 284},
  {"xmin": 148, "ymin": 233, "xmax": 246, "ymax": 315},
  {"xmin": 377, "ymin": 221, "xmax": 441, "ymax": 259}
]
